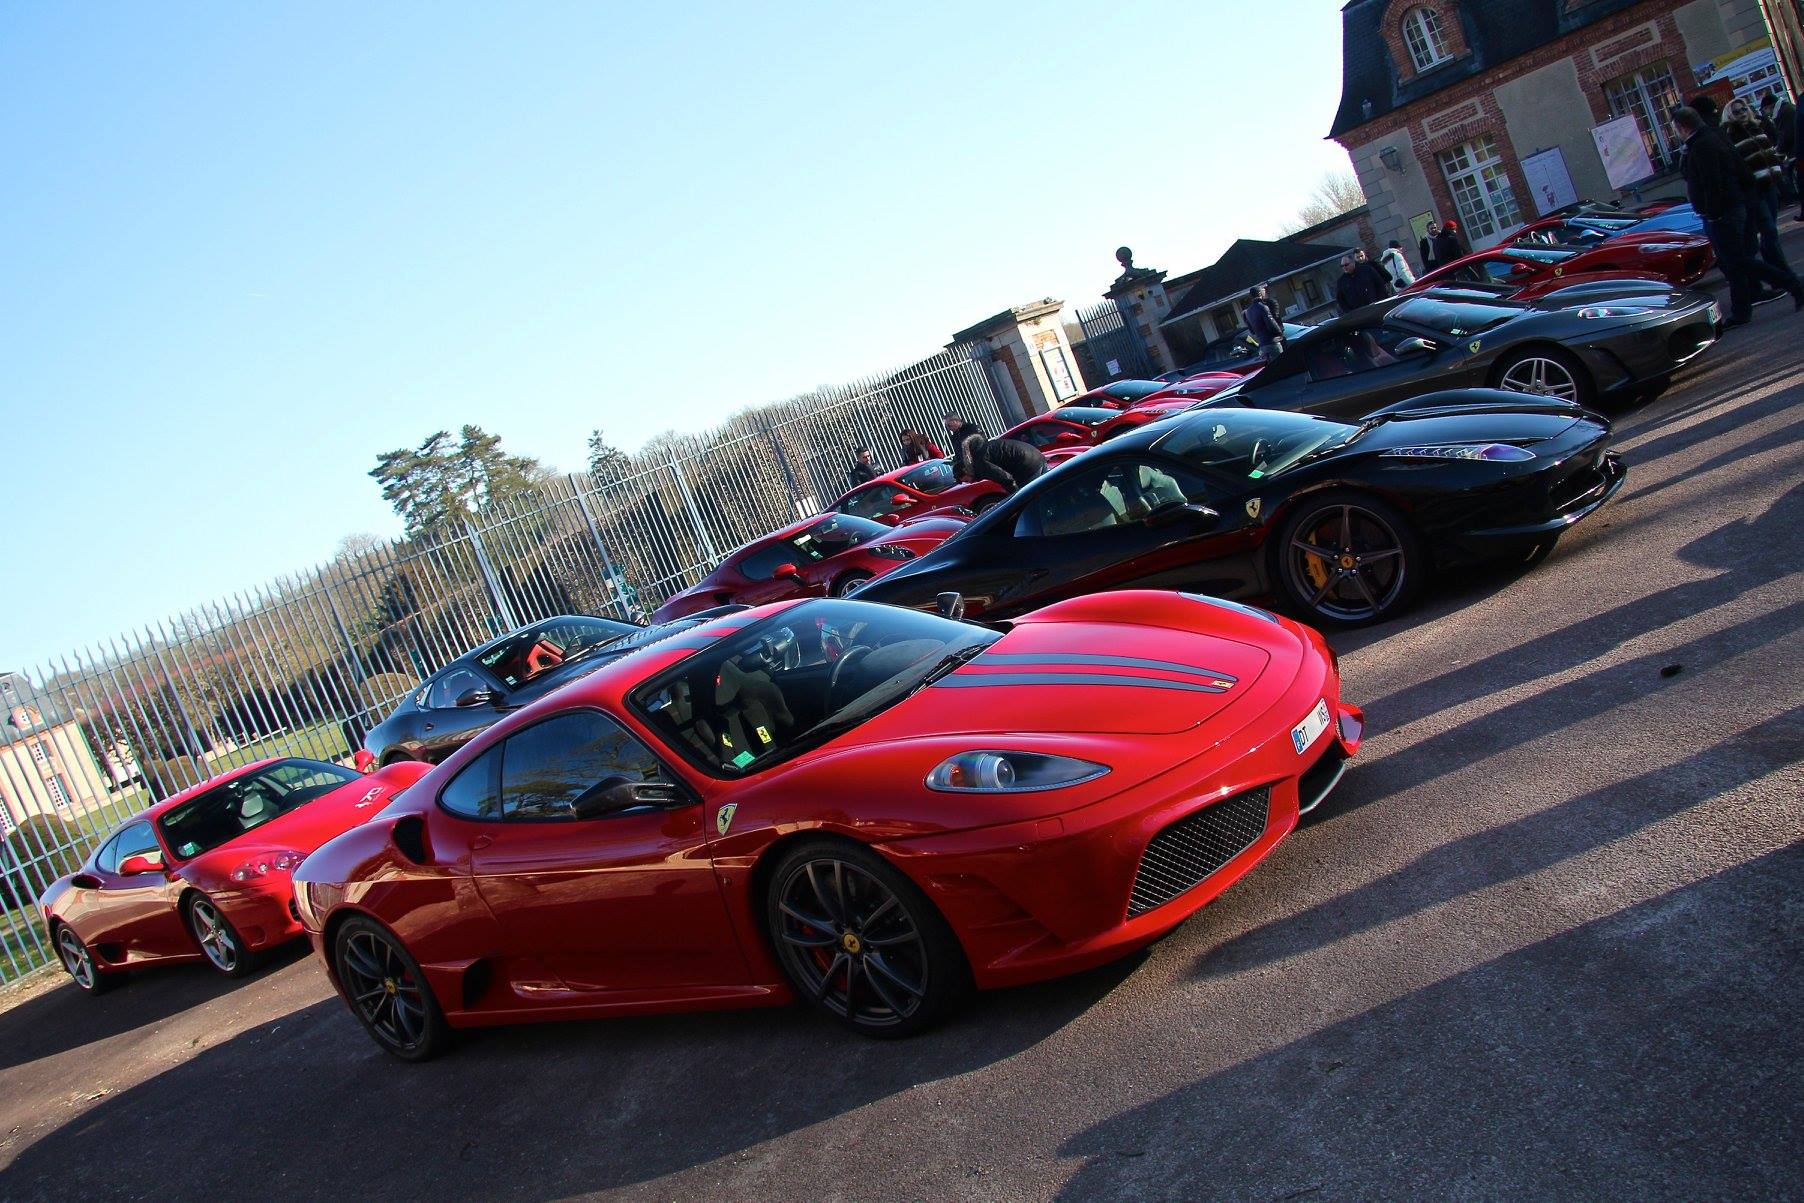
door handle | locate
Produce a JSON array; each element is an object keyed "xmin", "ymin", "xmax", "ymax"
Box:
[
  {"xmin": 471, "ymin": 833, "xmax": 494, "ymax": 850},
  {"xmin": 423, "ymin": 722, "xmax": 435, "ymax": 732}
]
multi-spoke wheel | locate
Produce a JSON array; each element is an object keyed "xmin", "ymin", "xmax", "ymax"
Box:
[
  {"xmin": 184, "ymin": 894, "xmax": 257, "ymax": 978},
  {"xmin": 831, "ymin": 571, "xmax": 873, "ymax": 598},
  {"xmin": 332, "ymin": 917, "xmax": 450, "ymax": 1061},
  {"xmin": 55, "ymin": 925, "xmax": 114, "ymax": 995},
  {"xmin": 1494, "ymin": 348, "xmax": 1593, "ymax": 406},
  {"xmin": 765, "ymin": 840, "xmax": 969, "ymax": 1037},
  {"xmin": 1274, "ymin": 492, "xmax": 1425, "ymax": 627}
]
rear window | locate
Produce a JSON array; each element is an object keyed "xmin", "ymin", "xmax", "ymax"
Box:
[
  {"xmin": 1389, "ymin": 297, "xmax": 1523, "ymax": 338},
  {"xmin": 899, "ymin": 461, "xmax": 955, "ymax": 494}
]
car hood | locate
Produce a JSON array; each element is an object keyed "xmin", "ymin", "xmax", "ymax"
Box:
[
  {"xmin": 1350, "ymin": 398, "xmax": 1595, "ymax": 447},
  {"xmin": 177, "ymin": 766, "xmax": 424, "ymax": 867},
  {"xmin": 1525, "ymin": 279, "xmax": 1688, "ymax": 309}
]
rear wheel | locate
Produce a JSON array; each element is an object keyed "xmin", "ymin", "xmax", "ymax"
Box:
[
  {"xmin": 1494, "ymin": 347, "xmax": 1594, "ymax": 407},
  {"xmin": 765, "ymin": 840, "xmax": 969, "ymax": 1038},
  {"xmin": 185, "ymin": 894, "xmax": 258, "ymax": 978},
  {"xmin": 970, "ymin": 495, "xmax": 1001, "ymax": 514},
  {"xmin": 1274, "ymin": 492, "xmax": 1426, "ymax": 627},
  {"xmin": 831, "ymin": 572, "xmax": 874, "ymax": 597},
  {"xmin": 55, "ymin": 925, "xmax": 116, "ymax": 995},
  {"xmin": 332, "ymin": 916, "xmax": 450, "ymax": 1061}
]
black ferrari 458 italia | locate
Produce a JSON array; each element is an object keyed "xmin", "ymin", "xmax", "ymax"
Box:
[
  {"xmin": 851, "ymin": 391, "xmax": 1624, "ymax": 626},
  {"xmin": 1211, "ymin": 286, "xmax": 1720, "ymax": 419}
]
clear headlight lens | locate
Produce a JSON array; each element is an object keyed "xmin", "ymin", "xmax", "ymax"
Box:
[
  {"xmin": 925, "ymin": 751, "xmax": 1109, "ymax": 793},
  {"xmin": 1636, "ymin": 243, "xmax": 1685, "ymax": 252},
  {"xmin": 1576, "ymin": 304, "xmax": 1657, "ymax": 319},
  {"xmin": 231, "ymin": 849, "xmax": 304, "ymax": 882},
  {"xmin": 1380, "ymin": 443, "xmax": 1536, "ymax": 462}
]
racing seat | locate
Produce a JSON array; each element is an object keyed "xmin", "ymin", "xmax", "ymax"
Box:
[
  {"xmin": 524, "ymin": 638, "xmax": 565, "ymax": 677},
  {"xmin": 712, "ymin": 662, "xmax": 794, "ymax": 764}
]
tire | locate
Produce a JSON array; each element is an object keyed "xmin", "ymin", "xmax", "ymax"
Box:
[
  {"xmin": 970, "ymin": 495, "xmax": 1001, "ymax": 515},
  {"xmin": 1272, "ymin": 491, "xmax": 1427, "ymax": 627},
  {"xmin": 831, "ymin": 572, "xmax": 874, "ymax": 598},
  {"xmin": 332, "ymin": 916, "xmax": 451, "ymax": 1062},
  {"xmin": 54, "ymin": 924, "xmax": 117, "ymax": 996},
  {"xmin": 1492, "ymin": 346, "xmax": 1595, "ymax": 407},
  {"xmin": 184, "ymin": 893, "xmax": 259, "ymax": 979},
  {"xmin": 764, "ymin": 839, "xmax": 971, "ymax": 1038}
]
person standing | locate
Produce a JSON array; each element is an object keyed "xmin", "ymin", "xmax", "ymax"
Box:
[
  {"xmin": 1379, "ymin": 240, "xmax": 1416, "ymax": 289},
  {"xmin": 943, "ymin": 414, "xmax": 988, "ymax": 483},
  {"xmin": 1244, "ymin": 284, "xmax": 1286, "ymax": 362},
  {"xmin": 1672, "ymin": 105, "xmax": 1804, "ymax": 325},
  {"xmin": 1335, "ymin": 254, "xmax": 1381, "ymax": 313},
  {"xmin": 1724, "ymin": 96, "xmax": 1793, "ymax": 274},
  {"xmin": 1433, "ymin": 220, "xmax": 1467, "ymax": 267},
  {"xmin": 898, "ymin": 430, "xmax": 943, "ymax": 465},
  {"xmin": 847, "ymin": 446, "xmax": 879, "ymax": 486},
  {"xmin": 1761, "ymin": 91, "xmax": 1798, "ymax": 209},
  {"xmin": 1419, "ymin": 221, "xmax": 1442, "ymax": 272}
]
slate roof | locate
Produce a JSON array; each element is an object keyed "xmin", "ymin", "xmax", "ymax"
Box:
[
  {"xmin": 1330, "ymin": 0, "xmax": 1650, "ymax": 139},
  {"xmin": 0, "ymin": 671, "xmax": 77, "ymax": 748},
  {"xmin": 1162, "ymin": 239, "xmax": 1352, "ymax": 324}
]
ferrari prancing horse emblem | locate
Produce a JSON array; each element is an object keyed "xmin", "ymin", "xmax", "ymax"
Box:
[
  {"xmin": 715, "ymin": 803, "xmax": 738, "ymax": 836},
  {"xmin": 1245, "ymin": 497, "xmax": 1262, "ymax": 520}
]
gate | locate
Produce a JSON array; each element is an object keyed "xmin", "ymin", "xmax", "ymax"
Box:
[{"xmin": 1075, "ymin": 299, "xmax": 1157, "ymax": 384}]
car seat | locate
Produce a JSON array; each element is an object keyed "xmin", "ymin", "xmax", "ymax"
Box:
[{"xmin": 712, "ymin": 661, "xmax": 794, "ymax": 766}]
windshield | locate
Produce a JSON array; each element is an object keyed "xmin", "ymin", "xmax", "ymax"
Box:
[
  {"xmin": 158, "ymin": 759, "xmax": 360, "ymax": 859},
  {"xmin": 1157, "ymin": 410, "xmax": 1356, "ymax": 478},
  {"xmin": 1501, "ymin": 246, "xmax": 1580, "ymax": 264},
  {"xmin": 1100, "ymin": 380, "xmax": 1166, "ymax": 401},
  {"xmin": 632, "ymin": 599, "xmax": 998, "ymax": 777},
  {"xmin": 477, "ymin": 616, "xmax": 639, "ymax": 688},
  {"xmin": 899, "ymin": 460, "xmax": 955, "ymax": 494},
  {"xmin": 1390, "ymin": 297, "xmax": 1523, "ymax": 338},
  {"xmin": 789, "ymin": 514, "xmax": 888, "ymax": 561}
]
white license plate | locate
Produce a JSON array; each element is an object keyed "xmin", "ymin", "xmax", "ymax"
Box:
[{"xmin": 1291, "ymin": 699, "xmax": 1331, "ymax": 755}]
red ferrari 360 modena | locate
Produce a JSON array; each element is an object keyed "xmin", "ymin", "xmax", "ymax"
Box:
[
  {"xmin": 832, "ymin": 459, "xmax": 1005, "ymax": 522},
  {"xmin": 293, "ymin": 592, "xmax": 1362, "ymax": 1060},
  {"xmin": 40, "ymin": 757, "xmax": 429, "ymax": 992},
  {"xmin": 1406, "ymin": 235, "xmax": 1712, "ymax": 295},
  {"xmin": 999, "ymin": 405, "xmax": 1121, "ymax": 452},
  {"xmin": 651, "ymin": 512, "xmax": 965, "ymax": 622}
]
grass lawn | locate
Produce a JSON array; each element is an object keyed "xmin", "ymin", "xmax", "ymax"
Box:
[
  {"xmin": 201, "ymin": 717, "xmax": 355, "ymax": 773},
  {"xmin": 0, "ymin": 904, "xmax": 53, "ymax": 981}
]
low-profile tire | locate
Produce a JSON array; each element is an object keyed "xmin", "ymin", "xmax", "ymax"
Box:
[
  {"xmin": 764, "ymin": 839, "xmax": 971, "ymax": 1038},
  {"xmin": 184, "ymin": 893, "xmax": 260, "ymax": 979},
  {"xmin": 1492, "ymin": 346, "xmax": 1595, "ymax": 407},
  {"xmin": 970, "ymin": 495, "xmax": 1001, "ymax": 514},
  {"xmin": 332, "ymin": 916, "xmax": 451, "ymax": 1062},
  {"xmin": 1273, "ymin": 491, "xmax": 1427, "ymax": 627},
  {"xmin": 54, "ymin": 924, "xmax": 117, "ymax": 996},
  {"xmin": 831, "ymin": 572, "xmax": 874, "ymax": 598}
]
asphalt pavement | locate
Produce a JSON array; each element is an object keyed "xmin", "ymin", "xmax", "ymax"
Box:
[{"xmin": 2, "ymin": 236, "xmax": 1801, "ymax": 1202}]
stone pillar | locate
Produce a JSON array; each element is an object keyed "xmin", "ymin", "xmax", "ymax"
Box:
[
  {"xmin": 950, "ymin": 299, "xmax": 1083, "ymax": 418},
  {"xmin": 1104, "ymin": 248, "xmax": 1177, "ymax": 375}
]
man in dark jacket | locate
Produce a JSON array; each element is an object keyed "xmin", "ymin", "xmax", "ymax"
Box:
[
  {"xmin": 1419, "ymin": 221, "xmax": 1442, "ymax": 272},
  {"xmin": 847, "ymin": 446, "xmax": 878, "ymax": 486},
  {"xmin": 1724, "ymin": 96, "xmax": 1792, "ymax": 274},
  {"xmin": 1245, "ymin": 284, "xmax": 1285, "ymax": 361},
  {"xmin": 1673, "ymin": 105, "xmax": 1804, "ymax": 324},
  {"xmin": 943, "ymin": 415, "xmax": 988, "ymax": 482},
  {"xmin": 1334, "ymin": 253, "xmax": 1392, "ymax": 313},
  {"xmin": 1432, "ymin": 221, "xmax": 1467, "ymax": 267},
  {"xmin": 975, "ymin": 437, "xmax": 1047, "ymax": 492}
]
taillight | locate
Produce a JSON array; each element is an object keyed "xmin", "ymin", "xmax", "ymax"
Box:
[{"xmin": 231, "ymin": 850, "xmax": 305, "ymax": 882}]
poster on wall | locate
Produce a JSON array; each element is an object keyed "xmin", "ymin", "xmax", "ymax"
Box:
[
  {"xmin": 1520, "ymin": 147, "xmax": 1578, "ymax": 215},
  {"xmin": 1040, "ymin": 346, "xmax": 1078, "ymax": 402},
  {"xmin": 1590, "ymin": 115, "xmax": 1654, "ymax": 191}
]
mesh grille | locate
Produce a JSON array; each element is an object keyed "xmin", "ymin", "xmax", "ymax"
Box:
[{"xmin": 1127, "ymin": 787, "xmax": 1271, "ymax": 917}]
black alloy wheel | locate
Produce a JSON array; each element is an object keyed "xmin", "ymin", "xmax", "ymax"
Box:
[
  {"xmin": 1275, "ymin": 492, "xmax": 1425, "ymax": 626},
  {"xmin": 55, "ymin": 925, "xmax": 115, "ymax": 995},
  {"xmin": 333, "ymin": 917, "xmax": 450, "ymax": 1061},
  {"xmin": 1493, "ymin": 347, "xmax": 1595, "ymax": 407},
  {"xmin": 831, "ymin": 572, "xmax": 874, "ymax": 597},
  {"xmin": 185, "ymin": 893, "xmax": 257, "ymax": 978},
  {"xmin": 766, "ymin": 840, "xmax": 968, "ymax": 1037}
]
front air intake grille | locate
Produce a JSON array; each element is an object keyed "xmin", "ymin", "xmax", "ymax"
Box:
[{"xmin": 1127, "ymin": 787, "xmax": 1271, "ymax": 917}]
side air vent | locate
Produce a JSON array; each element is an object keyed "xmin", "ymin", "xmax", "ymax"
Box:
[{"xmin": 391, "ymin": 815, "xmax": 429, "ymax": 866}]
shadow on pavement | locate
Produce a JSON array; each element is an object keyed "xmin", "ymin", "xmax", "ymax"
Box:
[
  {"xmin": 0, "ymin": 952, "xmax": 1141, "ymax": 1200},
  {"xmin": 1057, "ymin": 847, "xmax": 1804, "ymax": 1200}
]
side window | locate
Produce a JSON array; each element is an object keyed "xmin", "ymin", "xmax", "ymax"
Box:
[
  {"xmin": 1016, "ymin": 461, "xmax": 1215, "ymax": 538},
  {"xmin": 427, "ymin": 667, "xmax": 488, "ymax": 709},
  {"xmin": 108, "ymin": 821, "xmax": 161, "ymax": 872},
  {"xmin": 95, "ymin": 830, "xmax": 126, "ymax": 873},
  {"xmin": 439, "ymin": 746, "xmax": 502, "ymax": 820},
  {"xmin": 737, "ymin": 544, "xmax": 799, "ymax": 581},
  {"xmin": 837, "ymin": 487, "xmax": 897, "ymax": 521},
  {"xmin": 1480, "ymin": 258, "xmax": 1521, "ymax": 282},
  {"xmin": 1305, "ymin": 330, "xmax": 1402, "ymax": 381},
  {"xmin": 1016, "ymin": 422, "xmax": 1068, "ymax": 449},
  {"xmin": 499, "ymin": 711, "xmax": 673, "ymax": 821}
]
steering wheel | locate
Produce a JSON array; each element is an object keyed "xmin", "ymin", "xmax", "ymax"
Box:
[
  {"xmin": 827, "ymin": 644, "xmax": 875, "ymax": 705},
  {"xmin": 1249, "ymin": 438, "xmax": 1268, "ymax": 473}
]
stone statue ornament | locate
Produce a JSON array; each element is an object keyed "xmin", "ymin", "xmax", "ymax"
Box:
[{"xmin": 1112, "ymin": 246, "xmax": 1161, "ymax": 288}]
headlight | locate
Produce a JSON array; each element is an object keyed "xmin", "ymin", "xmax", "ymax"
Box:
[
  {"xmin": 1576, "ymin": 304, "xmax": 1657, "ymax": 319},
  {"xmin": 1380, "ymin": 444, "xmax": 1536, "ymax": 462},
  {"xmin": 1636, "ymin": 243, "xmax": 1685, "ymax": 253},
  {"xmin": 925, "ymin": 751, "xmax": 1109, "ymax": 793},
  {"xmin": 231, "ymin": 850, "xmax": 305, "ymax": 882}
]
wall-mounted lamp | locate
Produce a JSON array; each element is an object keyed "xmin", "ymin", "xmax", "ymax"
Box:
[{"xmin": 1379, "ymin": 145, "xmax": 1403, "ymax": 172}]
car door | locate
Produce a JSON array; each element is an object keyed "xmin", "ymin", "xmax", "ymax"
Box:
[
  {"xmin": 71, "ymin": 820, "xmax": 190, "ymax": 962},
  {"xmin": 457, "ymin": 710, "xmax": 747, "ymax": 992},
  {"xmin": 1005, "ymin": 456, "xmax": 1262, "ymax": 608},
  {"xmin": 417, "ymin": 667, "xmax": 507, "ymax": 762}
]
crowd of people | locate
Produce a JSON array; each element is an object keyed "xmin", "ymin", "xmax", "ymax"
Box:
[{"xmin": 844, "ymin": 416, "xmax": 1046, "ymax": 494}]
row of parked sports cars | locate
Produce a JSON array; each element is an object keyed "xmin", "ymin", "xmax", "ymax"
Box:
[{"xmin": 37, "ymin": 199, "xmax": 1721, "ymax": 1061}]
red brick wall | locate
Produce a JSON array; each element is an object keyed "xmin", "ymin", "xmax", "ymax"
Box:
[{"xmin": 1381, "ymin": 0, "xmax": 1473, "ymax": 85}]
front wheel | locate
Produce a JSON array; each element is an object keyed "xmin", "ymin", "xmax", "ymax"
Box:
[
  {"xmin": 55, "ymin": 925, "xmax": 116, "ymax": 995},
  {"xmin": 831, "ymin": 572, "xmax": 873, "ymax": 597},
  {"xmin": 1493, "ymin": 347, "xmax": 1594, "ymax": 407},
  {"xmin": 765, "ymin": 840, "xmax": 970, "ymax": 1038},
  {"xmin": 185, "ymin": 894, "xmax": 258, "ymax": 978},
  {"xmin": 1273, "ymin": 492, "xmax": 1427, "ymax": 627},
  {"xmin": 332, "ymin": 916, "xmax": 451, "ymax": 1061}
]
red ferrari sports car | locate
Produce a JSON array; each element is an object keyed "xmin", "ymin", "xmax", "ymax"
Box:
[
  {"xmin": 651, "ymin": 512, "xmax": 964, "ymax": 622},
  {"xmin": 1138, "ymin": 370, "xmax": 1255, "ymax": 406},
  {"xmin": 999, "ymin": 405, "xmax": 1120, "ymax": 452},
  {"xmin": 1066, "ymin": 379, "xmax": 1171, "ymax": 410},
  {"xmin": 1406, "ymin": 236, "xmax": 1711, "ymax": 295},
  {"xmin": 40, "ymin": 757, "xmax": 429, "ymax": 992},
  {"xmin": 293, "ymin": 592, "xmax": 1361, "ymax": 1059},
  {"xmin": 832, "ymin": 459, "xmax": 1005, "ymax": 522}
]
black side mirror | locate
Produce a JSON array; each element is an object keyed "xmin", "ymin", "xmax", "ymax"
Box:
[
  {"xmin": 1395, "ymin": 337, "xmax": 1440, "ymax": 356},
  {"xmin": 1145, "ymin": 501, "xmax": 1220, "ymax": 530},
  {"xmin": 454, "ymin": 687, "xmax": 498, "ymax": 708},
  {"xmin": 571, "ymin": 775, "xmax": 684, "ymax": 819},
  {"xmin": 936, "ymin": 592, "xmax": 966, "ymax": 620}
]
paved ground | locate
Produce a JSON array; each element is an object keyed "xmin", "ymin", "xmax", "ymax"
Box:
[{"xmin": 3, "ymin": 244, "xmax": 1802, "ymax": 1203}]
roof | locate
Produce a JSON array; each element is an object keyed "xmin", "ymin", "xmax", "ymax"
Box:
[
  {"xmin": 1162, "ymin": 240, "xmax": 1353, "ymax": 324},
  {"xmin": 0, "ymin": 671, "xmax": 78, "ymax": 748},
  {"xmin": 1330, "ymin": 0, "xmax": 1648, "ymax": 139}
]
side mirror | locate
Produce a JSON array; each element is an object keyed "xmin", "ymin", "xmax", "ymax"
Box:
[
  {"xmin": 572, "ymin": 775, "xmax": 684, "ymax": 819},
  {"xmin": 119, "ymin": 852, "xmax": 164, "ymax": 876},
  {"xmin": 936, "ymin": 592, "xmax": 966, "ymax": 620},
  {"xmin": 877, "ymin": 513, "xmax": 901, "ymax": 527},
  {"xmin": 891, "ymin": 493, "xmax": 911, "ymax": 507},
  {"xmin": 772, "ymin": 562, "xmax": 803, "ymax": 581},
  {"xmin": 454, "ymin": 687, "xmax": 498, "ymax": 708},
  {"xmin": 1510, "ymin": 262, "xmax": 1534, "ymax": 276},
  {"xmin": 1395, "ymin": 337, "xmax": 1439, "ymax": 356},
  {"xmin": 1145, "ymin": 501, "xmax": 1221, "ymax": 530}
]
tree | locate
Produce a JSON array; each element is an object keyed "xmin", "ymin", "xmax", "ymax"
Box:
[
  {"xmin": 1282, "ymin": 171, "xmax": 1368, "ymax": 235},
  {"xmin": 587, "ymin": 429, "xmax": 631, "ymax": 481},
  {"xmin": 370, "ymin": 426, "xmax": 546, "ymax": 536}
]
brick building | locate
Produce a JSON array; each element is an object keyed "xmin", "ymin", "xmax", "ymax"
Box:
[{"xmin": 1331, "ymin": 0, "xmax": 1792, "ymax": 262}]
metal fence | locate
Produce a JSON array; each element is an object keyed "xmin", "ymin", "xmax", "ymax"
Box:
[
  {"xmin": 1074, "ymin": 299, "xmax": 1157, "ymax": 384},
  {"xmin": 0, "ymin": 343, "xmax": 1010, "ymax": 985}
]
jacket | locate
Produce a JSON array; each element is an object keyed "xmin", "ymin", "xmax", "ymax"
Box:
[
  {"xmin": 1419, "ymin": 234, "xmax": 1438, "ymax": 270},
  {"xmin": 948, "ymin": 424, "xmax": 987, "ymax": 481},
  {"xmin": 1724, "ymin": 116, "xmax": 1785, "ymax": 184},
  {"xmin": 1681, "ymin": 125, "xmax": 1752, "ymax": 219},
  {"xmin": 982, "ymin": 438, "xmax": 1047, "ymax": 488},
  {"xmin": 1245, "ymin": 297, "xmax": 1283, "ymax": 345},
  {"xmin": 1335, "ymin": 266, "xmax": 1387, "ymax": 313},
  {"xmin": 1432, "ymin": 229, "xmax": 1466, "ymax": 266},
  {"xmin": 1379, "ymin": 247, "xmax": 1416, "ymax": 288}
]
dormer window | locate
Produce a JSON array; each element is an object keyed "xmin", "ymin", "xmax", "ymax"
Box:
[{"xmin": 1403, "ymin": 6, "xmax": 1452, "ymax": 72}]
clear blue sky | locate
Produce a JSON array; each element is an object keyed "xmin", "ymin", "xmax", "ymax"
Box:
[{"xmin": 0, "ymin": 2, "xmax": 1351, "ymax": 670}]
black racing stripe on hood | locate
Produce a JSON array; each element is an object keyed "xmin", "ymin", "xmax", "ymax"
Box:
[
  {"xmin": 973, "ymin": 652, "xmax": 1239, "ymax": 682},
  {"xmin": 936, "ymin": 671, "xmax": 1230, "ymax": 694}
]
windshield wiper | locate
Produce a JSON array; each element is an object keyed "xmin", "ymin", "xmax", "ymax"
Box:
[{"xmin": 911, "ymin": 642, "xmax": 991, "ymax": 694}]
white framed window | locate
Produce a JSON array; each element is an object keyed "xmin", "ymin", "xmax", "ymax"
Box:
[
  {"xmin": 1440, "ymin": 135, "xmax": 1522, "ymax": 243},
  {"xmin": 1604, "ymin": 61, "xmax": 1682, "ymax": 171},
  {"xmin": 1403, "ymin": 7, "xmax": 1452, "ymax": 72},
  {"xmin": 28, "ymin": 741, "xmax": 47, "ymax": 765}
]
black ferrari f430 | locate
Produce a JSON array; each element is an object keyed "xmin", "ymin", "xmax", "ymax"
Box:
[{"xmin": 852, "ymin": 391, "xmax": 1624, "ymax": 626}]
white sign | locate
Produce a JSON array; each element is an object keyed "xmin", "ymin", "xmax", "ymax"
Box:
[
  {"xmin": 1041, "ymin": 347, "xmax": 1078, "ymax": 400},
  {"xmin": 1591, "ymin": 115, "xmax": 1655, "ymax": 191},
  {"xmin": 1104, "ymin": 358, "xmax": 1121, "ymax": 376},
  {"xmin": 1521, "ymin": 147, "xmax": 1578, "ymax": 215}
]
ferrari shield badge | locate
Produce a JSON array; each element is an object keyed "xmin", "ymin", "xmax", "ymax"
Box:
[
  {"xmin": 715, "ymin": 803, "xmax": 738, "ymax": 836},
  {"xmin": 1245, "ymin": 497, "xmax": 1262, "ymax": 520},
  {"xmin": 1468, "ymin": 339, "xmax": 1483, "ymax": 354}
]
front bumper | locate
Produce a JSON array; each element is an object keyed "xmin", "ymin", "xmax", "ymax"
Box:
[
  {"xmin": 1573, "ymin": 299, "xmax": 1721, "ymax": 397},
  {"xmin": 876, "ymin": 678, "xmax": 1363, "ymax": 989}
]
